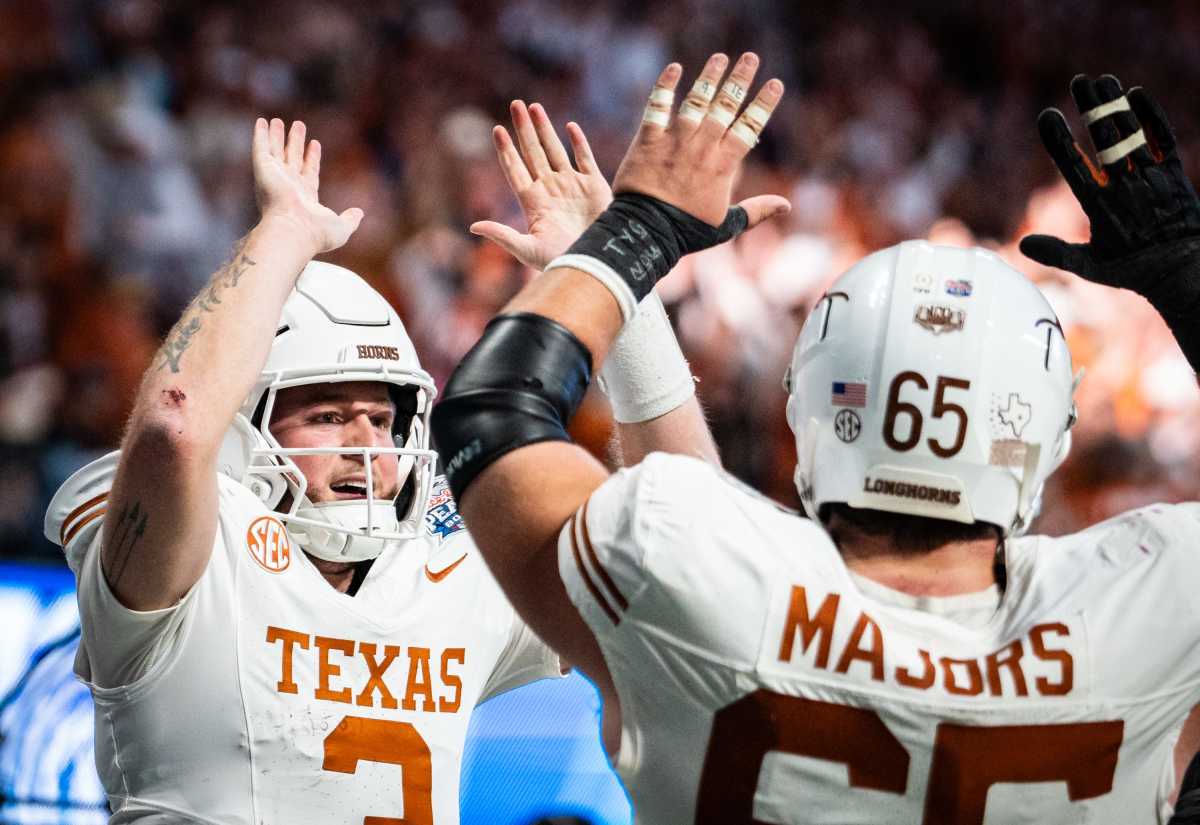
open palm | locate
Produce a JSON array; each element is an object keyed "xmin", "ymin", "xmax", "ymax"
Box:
[
  {"xmin": 470, "ymin": 101, "xmax": 611, "ymax": 270},
  {"xmin": 253, "ymin": 118, "xmax": 362, "ymax": 254}
]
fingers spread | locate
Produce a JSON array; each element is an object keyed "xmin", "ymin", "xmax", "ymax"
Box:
[
  {"xmin": 469, "ymin": 219, "xmax": 530, "ymax": 260},
  {"xmin": 1074, "ymin": 73, "xmax": 1153, "ymax": 171},
  {"xmin": 699, "ymin": 52, "xmax": 759, "ymax": 137},
  {"xmin": 724, "ymin": 78, "xmax": 784, "ymax": 154},
  {"xmin": 529, "ymin": 103, "xmax": 572, "ymax": 171},
  {"xmin": 510, "ymin": 100, "xmax": 551, "ymax": 178},
  {"xmin": 326, "ymin": 207, "xmax": 365, "ymax": 249},
  {"xmin": 1037, "ymin": 107, "xmax": 1106, "ymax": 192},
  {"xmin": 492, "ymin": 124, "xmax": 533, "ymax": 193},
  {"xmin": 301, "ymin": 139, "xmax": 322, "ymax": 190},
  {"xmin": 737, "ymin": 193, "xmax": 791, "ymax": 229},
  {"xmin": 566, "ymin": 121, "xmax": 599, "ymax": 176},
  {"xmin": 253, "ymin": 117, "xmax": 269, "ymax": 160},
  {"xmin": 1019, "ymin": 234, "xmax": 1094, "ymax": 279},
  {"xmin": 1128, "ymin": 86, "xmax": 1177, "ymax": 159},
  {"xmin": 269, "ymin": 117, "xmax": 286, "ymax": 158},
  {"xmin": 641, "ymin": 63, "xmax": 682, "ymax": 131},
  {"xmin": 285, "ymin": 121, "xmax": 306, "ymax": 170},
  {"xmin": 676, "ymin": 54, "xmax": 728, "ymax": 129}
]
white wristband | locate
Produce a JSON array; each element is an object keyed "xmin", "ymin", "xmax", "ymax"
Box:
[
  {"xmin": 545, "ymin": 253, "xmax": 638, "ymax": 322},
  {"xmin": 597, "ymin": 292, "xmax": 695, "ymax": 423}
]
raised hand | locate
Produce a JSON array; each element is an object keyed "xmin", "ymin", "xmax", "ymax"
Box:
[
  {"xmin": 612, "ymin": 52, "xmax": 789, "ymax": 229},
  {"xmin": 252, "ymin": 118, "xmax": 363, "ymax": 254},
  {"xmin": 1019, "ymin": 74, "xmax": 1200, "ymax": 293},
  {"xmin": 470, "ymin": 102, "xmax": 612, "ymax": 270}
]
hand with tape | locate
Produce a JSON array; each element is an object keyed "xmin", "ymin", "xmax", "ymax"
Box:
[
  {"xmin": 1020, "ymin": 74, "xmax": 1200, "ymax": 368},
  {"xmin": 470, "ymin": 100, "xmax": 700, "ymax": 425},
  {"xmin": 547, "ymin": 52, "xmax": 790, "ymax": 322},
  {"xmin": 613, "ymin": 52, "xmax": 789, "ymax": 227},
  {"xmin": 469, "ymin": 101, "xmax": 612, "ymax": 271}
]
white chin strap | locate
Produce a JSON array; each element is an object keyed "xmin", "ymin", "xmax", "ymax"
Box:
[{"xmin": 289, "ymin": 500, "xmax": 405, "ymax": 562}]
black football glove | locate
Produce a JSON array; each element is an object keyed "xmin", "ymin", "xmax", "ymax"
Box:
[{"xmin": 1020, "ymin": 74, "xmax": 1200, "ymax": 370}]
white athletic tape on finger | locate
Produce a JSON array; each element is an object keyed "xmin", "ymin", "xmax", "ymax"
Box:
[
  {"xmin": 721, "ymin": 81, "xmax": 747, "ymax": 104},
  {"xmin": 741, "ymin": 103, "xmax": 772, "ymax": 129},
  {"xmin": 678, "ymin": 103, "xmax": 706, "ymax": 124},
  {"xmin": 643, "ymin": 86, "xmax": 675, "ymax": 126},
  {"xmin": 1082, "ymin": 96, "xmax": 1131, "ymax": 125},
  {"xmin": 730, "ymin": 121, "xmax": 758, "ymax": 147},
  {"xmin": 649, "ymin": 87, "xmax": 675, "ymax": 106},
  {"xmin": 1097, "ymin": 128, "xmax": 1147, "ymax": 165},
  {"xmin": 642, "ymin": 109, "xmax": 671, "ymax": 127},
  {"xmin": 690, "ymin": 78, "xmax": 717, "ymax": 103},
  {"xmin": 545, "ymin": 253, "xmax": 637, "ymax": 322},
  {"xmin": 706, "ymin": 106, "xmax": 736, "ymax": 128}
]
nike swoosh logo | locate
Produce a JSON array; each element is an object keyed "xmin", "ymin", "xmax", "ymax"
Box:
[{"xmin": 424, "ymin": 552, "xmax": 468, "ymax": 583}]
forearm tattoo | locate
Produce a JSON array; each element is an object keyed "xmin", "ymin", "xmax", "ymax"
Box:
[
  {"xmin": 103, "ymin": 500, "xmax": 149, "ymax": 592},
  {"xmin": 156, "ymin": 237, "xmax": 258, "ymax": 373}
]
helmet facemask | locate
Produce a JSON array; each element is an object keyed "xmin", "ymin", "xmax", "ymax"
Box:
[
  {"xmin": 246, "ymin": 373, "xmax": 437, "ymax": 563},
  {"xmin": 225, "ymin": 261, "xmax": 439, "ymax": 563}
]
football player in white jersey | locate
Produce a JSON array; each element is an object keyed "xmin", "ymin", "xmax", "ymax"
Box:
[
  {"xmin": 42, "ymin": 110, "xmax": 715, "ymax": 823},
  {"xmin": 431, "ymin": 53, "xmax": 1200, "ymax": 824}
]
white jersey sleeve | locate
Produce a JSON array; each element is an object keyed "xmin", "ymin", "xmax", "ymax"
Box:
[
  {"xmin": 43, "ymin": 452, "xmax": 246, "ymax": 691},
  {"xmin": 557, "ymin": 452, "xmax": 784, "ymax": 669},
  {"xmin": 44, "ymin": 452, "xmax": 194, "ymax": 689}
]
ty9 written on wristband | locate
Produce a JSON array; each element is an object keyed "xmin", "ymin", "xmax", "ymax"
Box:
[{"xmin": 546, "ymin": 193, "xmax": 748, "ymax": 322}]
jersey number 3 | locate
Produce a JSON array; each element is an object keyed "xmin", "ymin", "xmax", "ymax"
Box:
[
  {"xmin": 324, "ymin": 715, "xmax": 433, "ymax": 824},
  {"xmin": 696, "ymin": 692, "xmax": 1123, "ymax": 824}
]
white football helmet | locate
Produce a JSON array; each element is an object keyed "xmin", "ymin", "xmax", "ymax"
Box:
[
  {"xmin": 219, "ymin": 261, "xmax": 437, "ymax": 561},
  {"xmin": 786, "ymin": 241, "xmax": 1077, "ymax": 536}
]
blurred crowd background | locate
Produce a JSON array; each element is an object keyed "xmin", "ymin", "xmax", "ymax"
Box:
[{"xmin": 3, "ymin": 0, "xmax": 1200, "ymax": 561}]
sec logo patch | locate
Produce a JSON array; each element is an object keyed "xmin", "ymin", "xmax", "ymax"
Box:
[
  {"xmin": 834, "ymin": 409, "xmax": 861, "ymax": 443},
  {"xmin": 247, "ymin": 515, "xmax": 291, "ymax": 573}
]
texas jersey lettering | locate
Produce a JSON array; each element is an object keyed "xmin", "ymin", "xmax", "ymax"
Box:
[
  {"xmin": 559, "ymin": 452, "xmax": 1200, "ymax": 824},
  {"xmin": 47, "ymin": 453, "xmax": 559, "ymax": 824}
]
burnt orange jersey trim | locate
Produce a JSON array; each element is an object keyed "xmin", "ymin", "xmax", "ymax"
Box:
[
  {"xmin": 580, "ymin": 500, "xmax": 628, "ymax": 612},
  {"xmin": 63, "ymin": 507, "xmax": 106, "ymax": 547},
  {"xmin": 60, "ymin": 492, "xmax": 109, "ymax": 545},
  {"xmin": 570, "ymin": 513, "xmax": 620, "ymax": 626}
]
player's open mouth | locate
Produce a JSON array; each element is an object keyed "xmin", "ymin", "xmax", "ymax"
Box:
[{"xmin": 330, "ymin": 480, "xmax": 370, "ymax": 500}]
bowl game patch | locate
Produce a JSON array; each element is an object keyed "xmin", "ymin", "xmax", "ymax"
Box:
[{"xmin": 425, "ymin": 476, "xmax": 466, "ymax": 542}]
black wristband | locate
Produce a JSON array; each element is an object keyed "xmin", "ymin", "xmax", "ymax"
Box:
[{"xmin": 555, "ymin": 193, "xmax": 748, "ymax": 313}]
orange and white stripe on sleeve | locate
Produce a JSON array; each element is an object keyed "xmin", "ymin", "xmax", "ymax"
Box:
[
  {"xmin": 555, "ymin": 455, "xmax": 696, "ymax": 636},
  {"xmin": 44, "ymin": 451, "xmax": 121, "ymax": 569}
]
